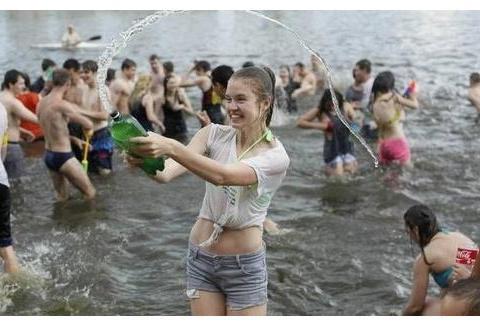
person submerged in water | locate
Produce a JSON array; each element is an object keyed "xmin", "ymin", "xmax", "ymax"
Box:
[
  {"xmin": 297, "ymin": 89, "xmax": 357, "ymax": 176},
  {"xmin": 126, "ymin": 66, "xmax": 290, "ymax": 315},
  {"xmin": 372, "ymin": 71, "xmax": 418, "ymax": 168},
  {"xmin": 402, "ymin": 204, "xmax": 477, "ymax": 315},
  {"xmin": 37, "ymin": 69, "xmax": 95, "ymax": 201}
]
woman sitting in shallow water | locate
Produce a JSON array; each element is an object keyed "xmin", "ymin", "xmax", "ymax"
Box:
[{"xmin": 402, "ymin": 204, "xmax": 477, "ymax": 315}]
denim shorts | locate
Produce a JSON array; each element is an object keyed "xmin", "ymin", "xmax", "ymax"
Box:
[{"xmin": 186, "ymin": 242, "xmax": 268, "ymax": 311}]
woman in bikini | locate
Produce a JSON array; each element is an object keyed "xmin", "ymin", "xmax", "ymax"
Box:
[
  {"xmin": 372, "ymin": 71, "xmax": 418, "ymax": 167},
  {"xmin": 402, "ymin": 204, "xmax": 477, "ymax": 315}
]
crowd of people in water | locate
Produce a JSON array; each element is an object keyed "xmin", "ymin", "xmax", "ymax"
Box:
[{"xmin": 1, "ymin": 45, "xmax": 480, "ymax": 315}]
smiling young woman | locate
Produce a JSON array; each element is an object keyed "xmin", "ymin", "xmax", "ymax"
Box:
[{"xmin": 126, "ymin": 66, "xmax": 290, "ymax": 316}]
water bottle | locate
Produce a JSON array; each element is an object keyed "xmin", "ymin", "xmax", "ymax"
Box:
[{"xmin": 109, "ymin": 111, "xmax": 165, "ymax": 175}]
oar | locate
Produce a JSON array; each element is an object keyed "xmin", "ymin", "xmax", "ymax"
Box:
[
  {"xmin": 86, "ymin": 35, "xmax": 102, "ymax": 41},
  {"xmin": 81, "ymin": 133, "xmax": 92, "ymax": 172}
]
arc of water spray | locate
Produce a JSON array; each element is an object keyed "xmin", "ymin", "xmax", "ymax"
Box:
[{"xmin": 96, "ymin": 10, "xmax": 378, "ymax": 167}]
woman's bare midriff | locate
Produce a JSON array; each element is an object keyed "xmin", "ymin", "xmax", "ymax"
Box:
[{"xmin": 189, "ymin": 218, "xmax": 263, "ymax": 255}]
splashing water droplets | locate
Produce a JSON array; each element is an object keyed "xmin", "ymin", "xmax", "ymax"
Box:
[{"xmin": 96, "ymin": 10, "xmax": 378, "ymax": 167}]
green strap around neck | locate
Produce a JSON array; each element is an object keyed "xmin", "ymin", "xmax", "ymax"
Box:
[{"xmin": 237, "ymin": 129, "xmax": 273, "ymax": 160}]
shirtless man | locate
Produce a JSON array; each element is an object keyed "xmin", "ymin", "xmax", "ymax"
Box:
[
  {"xmin": 109, "ymin": 58, "xmax": 137, "ymax": 115},
  {"xmin": 63, "ymin": 59, "xmax": 87, "ymax": 106},
  {"xmin": 468, "ymin": 72, "xmax": 480, "ymax": 123},
  {"xmin": 291, "ymin": 62, "xmax": 317, "ymax": 99},
  {"xmin": 0, "ymin": 70, "xmax": 39, "ymax": 179},
  {"xmin": 79, "ymin": 60, "xmax": 113, "ymax": 176},
  {"xmin": 0, "ymin": 102, "xmax": 20, "ymax": 273},
  {"xmin": 37, "ymin": 69, "xmax": 95, "ymax": 201},
  {"xmin": 63, "ymin": 58, "xmax": 88, "ymax": 161},
  {"xmin": 149, "ymin": 55, "xmax": 165, "ymax": 124},
  {"xmin": 149, "ymin": 54, "xmax": 165, "ymax": 95}
]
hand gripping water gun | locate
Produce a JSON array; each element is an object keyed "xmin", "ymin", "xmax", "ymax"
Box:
[{"xmin": 403, "ymin": 80, "xmax": 417, "ymax": 97}]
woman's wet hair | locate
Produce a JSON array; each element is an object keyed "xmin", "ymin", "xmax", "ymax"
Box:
[
  {"xmin": 403, "ymin": 204, "xmax": 442, "ymax": 265},
  {"xmin": 231, "ymin": 66, "xmax": 276, "ymax": 127},
  {"xmin": 372, "ymin": 71, "xmax": 395, "ymax": 100},
  {"xmin": 1, "ymin": 69, "xmax": 23, "ymax": 90},
  {"xmin": 318, "ymin": 89, "xmax": 344, "ymax": 117}
]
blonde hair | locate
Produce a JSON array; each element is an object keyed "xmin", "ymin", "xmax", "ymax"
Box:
[{"xmin": 129, "ymin": 75, "xmax": 152, "ymax": 109}]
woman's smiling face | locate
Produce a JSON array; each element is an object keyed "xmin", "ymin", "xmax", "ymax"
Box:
[{"xmin": 224, "ymin": 78, "xmax": 268, "ymax": 130}]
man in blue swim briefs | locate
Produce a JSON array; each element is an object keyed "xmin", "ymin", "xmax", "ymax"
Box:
[{"xmin": 37, "ymin": 68, "xmax": 96, "ymax": 201}]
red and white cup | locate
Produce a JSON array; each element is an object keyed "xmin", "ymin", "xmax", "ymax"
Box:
[{"xmin": 456, "ymin": 247, "xmax": 479, "ymax": 265}]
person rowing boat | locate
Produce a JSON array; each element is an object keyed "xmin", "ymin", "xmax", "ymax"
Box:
[
  {"xmin": 59, "ymin": 25, "xmax": 102, "ymax": 49},
  {"xmin": 62, "ymin": 25, "xmax": 82, "ymax": 48}
]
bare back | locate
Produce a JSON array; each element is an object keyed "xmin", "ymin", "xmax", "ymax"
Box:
[
  {"xmin": 424, "ymin": 231, "xmax": 477, "ymax": 273},
  {"xmin": 373, "ymin": 93, "xmax": 406, "ymax": 140},
  {"xmin": 37, "ymin": 95, "xmax": 73, "ymax": 152}
]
